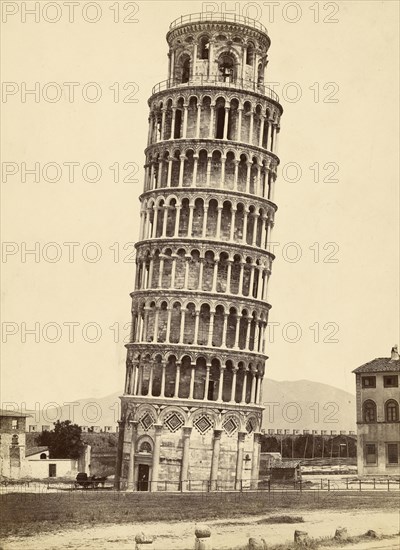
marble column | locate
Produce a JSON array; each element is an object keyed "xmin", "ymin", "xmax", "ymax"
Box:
[
  {"xmin": 235, "ymin": 431, "xmax": 246, "ymax": 490},
  {"xmin": 218, "ymin": 366, "xmax": 226, "ymax": 401},
  {"xmin": 231, "ymin": 366, "xmax": 238, "ymax": 402},
  {"xmin": 181, "ymin": 426, "xmax": 192, "ymax": 491},
  {"xmin": 160, "ymin": 362, "xmax": 166, "ymax": 397},
  {"xmin": 151, "ymin": 424, "xmax": 163, "ymax": 492},
  {"xmin": 115, "ymin": 419, "xmax": 126, "ymax": 489},
  {"xmin": 210, "ymin": 429, "xmax": 222, "ymax": 491},
  {"xmin": 250, "ymin": 432, "xmax": 261, "ymax": 489},
  {"xmin": 127, "ymin": 420, "xmax": 139, "ymax": 491},
  {"xmin": 174, "ymin": 363, "xmax": 181, "ymax": 398},
  {"xmin": 204, "ymin": 363, "xmax": 211, "ymax": 399}
]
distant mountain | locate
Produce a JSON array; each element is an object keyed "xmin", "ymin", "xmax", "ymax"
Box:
[
  {"xmin": 260, "ymin": 379, "xmax": 355, "ymax": 432},
  {"xmin": 23, "ymin": 379, "xmax": 356, "ymax": 433}
]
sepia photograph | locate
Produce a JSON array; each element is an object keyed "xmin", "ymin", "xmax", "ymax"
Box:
[{"xmin": 1, "ymin": 1, "xmax": 399, "ymax": 548}]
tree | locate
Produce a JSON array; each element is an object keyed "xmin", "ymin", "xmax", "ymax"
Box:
[{"xmin": 38, "ymin": 420, "xmax": 84, "ymax": 459}]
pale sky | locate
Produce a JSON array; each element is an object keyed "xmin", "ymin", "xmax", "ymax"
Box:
[{"xmin": 1, "ymin": 0, "xmax": 399, "ymax": 409}]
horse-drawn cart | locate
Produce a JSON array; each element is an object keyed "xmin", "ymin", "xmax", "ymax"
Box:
[{"xmin": 74, "ymin": 472, "xmax": 107, "ymax": 489}]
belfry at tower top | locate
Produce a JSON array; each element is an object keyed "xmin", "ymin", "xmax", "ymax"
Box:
[
  {"xmin": 167, "ymin": 11, "xmax": 270, "ymax": 48},
  {"xmin": 168, "ymin": 11, "xmax": 268, "ymax": 35},
  {"xmin": 153, "ymin": 11, "xmax": 280, "ymax": 104}
]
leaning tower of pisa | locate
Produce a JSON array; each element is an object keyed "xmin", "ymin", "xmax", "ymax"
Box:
[{"xmin": 116, "ymin": 12, "xmax": 283, "ymax": 491}]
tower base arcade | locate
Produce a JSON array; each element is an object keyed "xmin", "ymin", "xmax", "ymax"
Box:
[{"xmin": 116, "ymin": 397, "xmax": 262, "ymax": 491}]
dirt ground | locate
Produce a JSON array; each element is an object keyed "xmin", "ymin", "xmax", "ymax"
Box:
[{"xmin": 2, "ymin": 508, "xmax": 399, "ymax": 550}]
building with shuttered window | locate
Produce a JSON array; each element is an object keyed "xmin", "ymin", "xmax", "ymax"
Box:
[{"xmin": 353, "ymin": 346, "xmax": 400, "ymax": 475}]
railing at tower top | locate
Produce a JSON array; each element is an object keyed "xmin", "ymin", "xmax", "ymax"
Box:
[
  {"xmin": 151, "ymin": 75, "xmax": 280, "ymax": 102},
  {"xmin": 169, "ymin": 12, "xmax": 268, "ymax": 34}
]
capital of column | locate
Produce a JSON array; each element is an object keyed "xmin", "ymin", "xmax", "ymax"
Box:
[
  {"xmin": 129, "ymin": 420, "xmax": 139, "ymax": 431},
  {"xmin": 237, "ymin": 431, "xmax": 247, "ymax": 443},
  {"xmin": 182, "ymin": 426, "xmax": 192, "ymax": 437},
  {"xmin": 154, "ymin": 423, "xmax": 163, "ymax": 435},
  {"xmin": 213, "ymin": 429, "xmax": 222, "ymax": 439}
]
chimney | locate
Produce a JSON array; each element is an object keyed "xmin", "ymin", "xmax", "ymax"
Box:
[{"xmin": 390, "ymin": 345, "xmax": 399, "ymax": 361}]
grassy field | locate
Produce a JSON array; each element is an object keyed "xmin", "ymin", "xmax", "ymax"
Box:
[{"xmin": 0, "ymin": 490, "xmax": 398, "ymax": 538}]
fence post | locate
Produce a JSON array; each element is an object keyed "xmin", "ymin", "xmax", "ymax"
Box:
[
  {"xmin": 328, "ymin": 479, "xmax": 330, "ymax": 492},
  {"xmin": 346, "ymin": 479, "xmax": 349, "ymax": 490},
  {"xmin": 359, "ymin": 479, "xmax": 362, "ymax": 492},
  {"xmin": 320, "ymin": 479, "xmax": 323, "ymax": 490},
  {"xmin": 373, "ymin": 478, "xmax": 376, "ymax": 490},
  {"xmin": 388, "ymin": 479, "xmax": 390, "ymax": 492}
]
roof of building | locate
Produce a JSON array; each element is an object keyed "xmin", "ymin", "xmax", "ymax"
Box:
[
  {"xmin": 261, "ymin": 452, "xmax": 282, "ymax": 458},
  {"xmin": 25, "ymin": 446, "xmax": 48, "ymax": 457},
  {"xmin": 272, "ymin": 460, "xmax": 301, "ymax": 469},
  {"xmin": 353, "ymin": 357, "xmax": 400, "ymax": 374},
  {"xmin": 0, "ymin": 410, "xmax": 31, "ymax": 418}
]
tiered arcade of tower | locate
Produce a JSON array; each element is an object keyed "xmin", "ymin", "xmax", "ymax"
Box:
[{"xmin": 116, "ymin": 12, "xmax": 283, "ymax": 491}]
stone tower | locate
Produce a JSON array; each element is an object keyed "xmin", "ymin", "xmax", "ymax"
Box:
[{"xmin": 116, "ymin": 12, "xmax": 283, "ymax": 491}]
